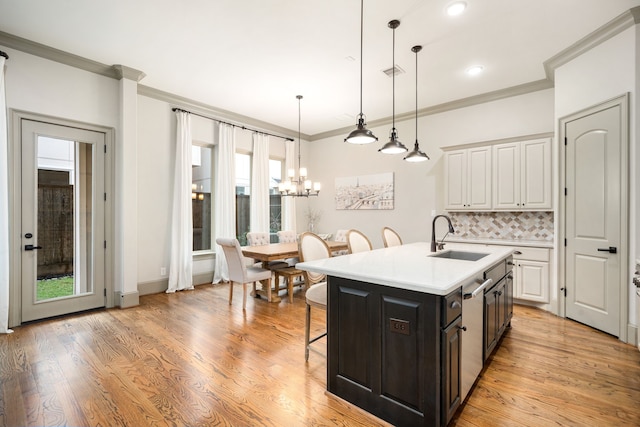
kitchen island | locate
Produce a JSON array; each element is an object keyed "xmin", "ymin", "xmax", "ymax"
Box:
[{"xmin": 297, "ymin": 242, "xmax": 514, "ymax": 427}]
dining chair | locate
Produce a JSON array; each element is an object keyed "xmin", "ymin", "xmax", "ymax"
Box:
[
  {"xmin": 276, "ymin": 230, "xmax": 304, "ymax": 299},
  {"xmin": 332, "ymin": 229, "xmax": 349, "ymax": 256},
  {"xmin": 346, "ymin": 229, "xmax": 373, "ymax": 254},
  {"xmin": 216, "ymin": 237, "xmax": 273, "ymax": 310},
  {"xmin": 382, "ymin": 226, "xmax": 403, "ymax": 248},
  {"xmin": 298, "ymin": 232, "xmax": 331, "ymax": 361},
  {"xmin": 246, "ymin": 231, "xmax": 289, "ymax": 270}
]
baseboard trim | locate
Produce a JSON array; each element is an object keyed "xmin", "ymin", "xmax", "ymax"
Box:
[
  {"xmin": 138, "ymin": 272, "xmax": 214, "ymax": 296},
  {"xmin": 115, "ymin": 290, "xmax": 140, "ymax": 309},
  {"xmin": 627, "ymin": 323, "xmax": 638, "ymax": 347}
]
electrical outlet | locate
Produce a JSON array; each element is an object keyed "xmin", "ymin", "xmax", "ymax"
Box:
[{"xmin": 160, "ymin": 267, "xmax": 167, "ymax": 276}]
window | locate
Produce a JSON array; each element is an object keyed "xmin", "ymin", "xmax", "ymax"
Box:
[
  {"xmin": 269, "ymin": 159, "xmax": 283, "ymax": 238},
  {"xmin": 235, "ymin": 153, "xmax": 251, "ymax": 245},
  {"xmin": 192, "ymin": 145, "xmax": 212, "ymax": 252}
]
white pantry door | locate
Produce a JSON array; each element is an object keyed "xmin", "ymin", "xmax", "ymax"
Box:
[{"xmin": 564, "ymin": 99, "xmax": 625, "ymax": 337}]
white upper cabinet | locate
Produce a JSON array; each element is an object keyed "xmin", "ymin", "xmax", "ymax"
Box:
[
  {"xmin": 445, "ymin": 146, "xmax": 492, "ymax": 210},
  {"xmin": 444, "ymin": 134, "xmax": 553, "ymax": 212},
  {"xmin": 493, "ymin": 137, "xmax": 552, "ymax": 210}
]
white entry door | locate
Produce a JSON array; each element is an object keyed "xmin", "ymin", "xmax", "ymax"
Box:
[
  {"xmin": 21, "ymin": 119, "xmax": 106, "ymax": 322},
  {"xmin": 564, "ymin": 98, "xmax": 626, "ymax": 337}
]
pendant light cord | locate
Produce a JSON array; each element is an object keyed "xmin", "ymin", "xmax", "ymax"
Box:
[
  {"xmin": 359, "ymin": 0, "xmax": 364, "ymax": 116},
  {"xmin": 415, "ymin": 47, "xmax": 418, "ymax": 140},
  {"xmin": 297, "ymin": 95, "xmax": 302, "ymax": 171},
  {"xmin": 392, "ymin": 24, "xmax": 396, "ymax": 130}
]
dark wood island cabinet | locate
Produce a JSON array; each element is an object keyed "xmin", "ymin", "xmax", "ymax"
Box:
[
  {"xmin": 296, "ymin": 243, "xmax": 514, "ymax": 427},
  {"xmin": 328, "ymin": 276, "xmax": 463, "ymax": 427}
]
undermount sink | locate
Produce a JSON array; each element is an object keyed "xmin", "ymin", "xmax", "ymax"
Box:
[{"xmin": 430, "ymin": 250, "xmax": 489, "ymax": 261}]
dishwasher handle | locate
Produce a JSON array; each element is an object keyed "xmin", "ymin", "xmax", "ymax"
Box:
[{"xmin": 463, "ymin": 278, "xmax": 493, "ymax": 299}]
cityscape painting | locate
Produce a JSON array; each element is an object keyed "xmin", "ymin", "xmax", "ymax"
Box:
[{"xmin": 335, "ymin": 172, "xmax": 394, "ymax": 210}]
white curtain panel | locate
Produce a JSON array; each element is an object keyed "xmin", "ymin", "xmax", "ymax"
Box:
[
  {"xmin": 213, "ymin": 124, "xmax": 236, "ymax": 283},
  {"xmin": 167, "ymin": 111, "xmax": 194, "ymax": 293},
  {"xmin": 250, "ymin": 133, "xmax": 270, "ymax": 233},
  {"xmin": 282, "ymin": 139, "xmax": 296, "ymax": 232},
  {"xmin": 0, "ymin": 57, "xmax": 12, "ymax": 333}
]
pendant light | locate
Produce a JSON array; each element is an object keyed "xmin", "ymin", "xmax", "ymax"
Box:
[
  {"xmin": 279, "ymin": 95, "xmax": 320, "ymax": 197},
  {"xmin": 379, "ymin": 19, "xmax": 408, "ymax": 155},
  {"xmin": 404, "ymin": 45, "xmax": 430, "ymax": 163},
  {"xmin": 345, "ymin": 0, "xmax": 378, "ymax": 145}
]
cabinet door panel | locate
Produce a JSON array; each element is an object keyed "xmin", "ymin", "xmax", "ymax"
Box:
[
  {"xmin": 445, "ymin": 150, "xmax": 467, "ymax": 209},
  {"xmin": 442, "ymin": 318, "xmax": 462, "ymax": 424},
  {"xmin": 467, "ymin": 147, "xmax": 492, "ymax": 209},
  {"xmin": 516, "ymin": 260, "xmax": 549, "ymax": 303},
  {"xmin": 381, "ymin": 296, "xmax": 423, "ymax": 411},
  {"xmin": 335, "ymin": 286, "xmax": 374, "ymax": 388},
  {"xmin": 521, "ymin": 138, "xmax": 552, "ymax": 209},
  {"xmin": 492, "ymin": 142, "xmax": 520, "ymax": 209}
]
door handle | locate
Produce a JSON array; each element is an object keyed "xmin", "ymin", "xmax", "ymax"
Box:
[
  {"xmin": 597, "ymin": 246, "xmax": 617, "ymax": 254},
  {"xmin": 24, "ymin": 244, "xmax": 43, "ymax": 251}
]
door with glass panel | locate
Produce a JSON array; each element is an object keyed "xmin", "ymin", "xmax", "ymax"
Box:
[{"xmin": 21, "ymin": 120, "xmax": 105, "ymax": 322}]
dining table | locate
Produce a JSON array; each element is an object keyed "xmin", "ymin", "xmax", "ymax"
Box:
[{"xmin": 241, "ymin": 240, "xmax": 349, "ymax": 302}]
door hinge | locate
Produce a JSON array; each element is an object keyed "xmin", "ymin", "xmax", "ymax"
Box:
[
  {"xmin": 560, "ymin": 287, "xmax": 567, "ymax": 297},
  {"xmin": 564, "ymin": 137, "xmax": 567, "ymax": 146},
  {"xmin": 104, "ymin": 240, "xmax": 107, "ymax": 249},
  {"xmin": 104, "ymin": 145, "xmax": 107, "ymax": 153},
  {"xmin": 104, "ymin": 192, "xmax": 107, "ymax": 201},
  {"xmin": 104, "ymin": 288, "xmax": 107, "ymax": 297},
  {"xmin": 564, "ymin": 188, "xmax": 567, "ymax": 196},
  {"xmin": 564, "ymin": 238, "xmax": 567, "ymax": 247}
]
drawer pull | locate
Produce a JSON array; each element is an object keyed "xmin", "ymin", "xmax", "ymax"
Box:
[
  {"xmin": 513, "ymin": 250, "xmax": 522, "ymax": 255},
  {"xmin": 450, "ymin": 301, "xmax": 461, "ymax": 309}
]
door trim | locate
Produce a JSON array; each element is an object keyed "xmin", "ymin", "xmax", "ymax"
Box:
[
  {"xmin": 558, "ymin": 94, "xmax": 629, "ymax": 342},
  {"xmin": 8, "ymin": 110, "xmax": 115, "ymax": 327}
]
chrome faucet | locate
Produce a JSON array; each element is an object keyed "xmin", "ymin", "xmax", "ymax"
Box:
[{"xmin": 431, "ymin": 215, "xmax": 455, "ymax": 252}]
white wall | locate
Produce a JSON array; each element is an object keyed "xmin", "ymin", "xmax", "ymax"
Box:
[
  {"xmin": 302, "ymin": 89, "xmax": 554, "ymax": 249},
  {"xmin": 135, "ymin": 94, "xmax": 289, "ymax": 287},
  {"xmin": 3, "ymin": 48, "xmax": 118, "ymax": 127},
  {"xmin": 554, "ymin": 26, "xmax": 639, "ymax": 328}
]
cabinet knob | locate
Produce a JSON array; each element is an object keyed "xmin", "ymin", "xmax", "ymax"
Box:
[{"xmin": 458, "ymin": 325, "xmax": 467, "ymax": 331}]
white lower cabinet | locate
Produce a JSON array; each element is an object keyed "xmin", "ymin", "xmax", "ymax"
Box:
[{"xmin": 512, "ymin": 247, "xmax": 550, "ymax": 303}]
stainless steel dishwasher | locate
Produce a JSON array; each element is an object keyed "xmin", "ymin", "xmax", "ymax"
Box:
[{"xmin": 460, "ymin": 274, "xmax": 492, "ymax": 401}]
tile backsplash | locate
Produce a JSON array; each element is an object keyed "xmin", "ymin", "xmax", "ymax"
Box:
[{"xmin": 449, "ymin": 212, "xmax": 554, "ymax": 241}]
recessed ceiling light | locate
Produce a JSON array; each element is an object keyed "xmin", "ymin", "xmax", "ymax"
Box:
[
  {"xmin": 466, "ymin": 65, "xmax": 484, "ymax": 76},
  {"xmin": 446, "ymin": 1, "xmax": 467, "ymax": 16}
]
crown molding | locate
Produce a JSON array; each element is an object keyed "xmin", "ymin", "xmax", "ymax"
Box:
[
  {"xmin": 138, "ymin": 85, "xmax": 301, "ymax": 140},
  {"xmin": 0, "ymin": 30, "xmax": 118, "ymax": 79},
  {"xmin": 544, "ymin": 6, "xmax": 640, "ymax": 81},
  {"xmin": 311, "ymin": 79, "xmax": 554, "ymax": 142},
  {"xmin": 113, "ymin": 65, "xmax": 146, "ymax": 82}
]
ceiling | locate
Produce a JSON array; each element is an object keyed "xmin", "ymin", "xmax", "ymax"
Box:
[{"xmin": 1, "ymin": 0, "xmax": 639, "ymax": 137}]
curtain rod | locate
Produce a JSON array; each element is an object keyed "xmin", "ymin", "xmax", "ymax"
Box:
[
  {"xmin": 172, "ymin": 107, "xmax": 294, "ymax": 142},
  {"xmin": 0, "ymin": 51, "xmax": 8, "ymax": 60}
]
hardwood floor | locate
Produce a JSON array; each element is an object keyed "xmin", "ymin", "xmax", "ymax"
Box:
[{"xmin": 1, "ymin": 283, "xmax": 639, "ymax": 426}]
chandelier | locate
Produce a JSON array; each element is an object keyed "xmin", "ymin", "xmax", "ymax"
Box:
[{"xmin": 279, "ymin": 95, "xmax": 320, "ymax": 197}]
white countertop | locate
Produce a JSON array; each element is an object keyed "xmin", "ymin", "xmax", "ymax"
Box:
[{"xmin": 296, "ymin": 242, "xmax": 514, "ymax": 296}]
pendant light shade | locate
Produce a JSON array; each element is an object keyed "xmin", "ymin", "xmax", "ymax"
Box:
[
  {"xmin": 345, "ymin": 0, "xmax": 377, "ymax": 145},
  {"xmin": 379, "ymin": 19, "xmax": 407, "ymax": 155},
  {"xmin": 404, "ymin": 45, "xmax": 430, "ymax": 162}
]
